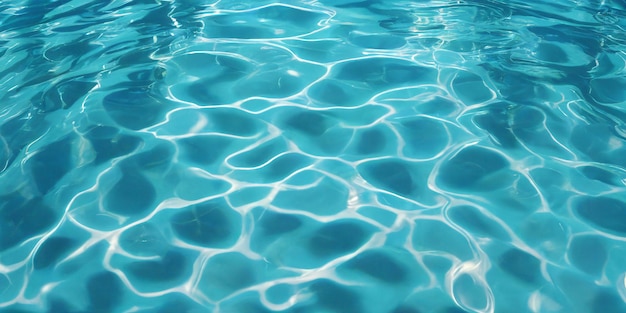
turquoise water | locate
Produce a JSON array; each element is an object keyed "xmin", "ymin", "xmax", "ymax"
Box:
[{"xmin": 1, "ymin": 0, "xmax": 626, "ymax": 312}]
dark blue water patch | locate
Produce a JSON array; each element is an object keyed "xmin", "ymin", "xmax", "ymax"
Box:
[
  {"xmin": 103, "ymin": 166, "xmax": 156, "ymax": 216},
  {"xmin": 85, "ymin": 271, "xmax": 123, "ymax": 313},
  {"xmin": 391, "ymin": 306, "xmax": 422, "ymax": 313},
  {"xmin": 272, "ymin": 175, "xmax": 349, "ymax": 216},
  {"xmin": 508, "ymin": 104, "xmax": 545, "ymax": 131},
  {"xmin": 348, "ymin": 33, "xmax": 406, "ymax": 50},
  {"xmin": 309, "ymin": 128, "xmax": 354, "ymax": 156},
  {"xmin": 172, "ymin": 52, "xmax": 251, "ymax": 80},
  {"xmin": 0, "ymin": 0, "xmax": 70, "ymax": 33},
  {"xmin": 379, "ymin": 15, "xmax": 436, "ymax": 34},
  {"xmin": 0, "ymin": 41, "xmax": 7, "ymax": 58},
  {"xmin": 534, "ymin": 42, "xmax": 568, "ymax": 63},
  {"xmin": 129, "ymin": 3, "xmax": 175, "ymax": 33},
  {"xmin": 117, "ymin": 47, "xmax": 158, "ymax": 68},
  {"xmin": 335, "ymin": 58, "xmax": 436, "ymax": 88},
  {"xmin": 531, "ymin": 167, "xmax": 566, "ymax": 189},
  {"xmin": 27, "ymin": 135, "xmax": 74, "ymax": 195},
  {"xmin": 442, "ymin": 307, "xmax": 469, "ymax": 313},
  {"xmin": 183, "ymin": 78, "xmax": 226, "ymax": 105},
  {"xmin": 593, "ymin": 52, "xmax": 625, "ymax": 77},
  {"xmin": 393, "ymin": 287, "xmax": 472, "ymax": 313},
  {"xmin": 170, "ymin": 198, "xmax": 241, "ymax": 248},
  {"xmin": 197, "ymin": 252, "xmax": 257, "ymax": 301},
  {"xmin": 0, "ymin": 308, "xmax": 38, "ymax": 313},
  {"xmin": 257, "ymin": 211, "xmax": 302, "ymax": 236},
  {"xmin": 0, "ymin": 111, "xmax": 49, "ymax": 173},
  {"xmin": 447, "ymin": 205, "xmax": 510, "ymax": 241},
  {"xmin": 308, "ymin": 220, "xmax": 372, "ymax": 258},
  {"xmin": 102, "ymin": 88, "xmax": 169, "ymax": 130},
  {"xmin": 51, "ymin": 19, "xmax": 112, "ymax": 33},
  {"xmin": 483, "ymin": 64, "xmax": 542, "ymax": 103},
  {"xmin": 266, "ymin": 283, "xmax": 296, "ymax": 305},
  {"xmin": 0, "ymin": 196, "xmax": 56, "ymax": 252},
  {"xmin": 527, "ymin": 25, "xmax": 602, "ymax": 57},
  {"xmin": 451, "ymin": 71, "xmax": 493, "ymax": 105},
  {"xmin": 307, "ymin": 79, "xmax": 369, "ymax": 106},
  {"xmin": 580, "ymin": 165, "xmax": 625, "ymax": 187},
  {"xmin": 45, "ymin": 0, "xmax": 111, "ymax": 23},
  {"xmin": 575, "ymin": 196, "xmax": 626, "ymax": 235},
  {"xmin": 123, "ymin": 142, "xmax": 175, "ymax": 173},
  {"xmin": 43, "ymin": 37, "xmax": 96, "ymax": 63},
  {"xmin": 220, "ymin": 300, "xmax": 272, "ymax": 313},
  {"xmin": 127, "ymin": 68, "xmax": 162, "ymax": 84},
  {"xmin": 358, "ymin": 159, "xmax": 417, "ymax": 197},
  {"xmin": 168, "ymin": 54, "xmax": 252, "ymax": 105},
  {"xmin": 123, "ymin": 66, "xmax": 169, "ymax": 89},
  {"xmin": 330, "ymin": 0, "xmax": 380, "ymax": 8},
  {"xmin": 0, "ymin": 41, "xmax": 31, "ymax": 80},
  {"xmin": 341, "ymin": 249, "xmax": 408, "ymax": 283},
  {"xmin": 473, "ymin": 103, "xmax": 518, "ymax": 148},
  {"xmin": 125, "ymin": 250, "xmax": 188, "ymax": 283},
  {"xmin": 47, "ymin": 297, "xmax": 81, "ymax": 313},
  {"xmin": 591, "ymin": 288, "xmax": 626, "ymax": 313},
  {"xmin": 33, "ymin": 236, "xmax": 78, "ymax": 270},
  {"xmin": 25, "ymin": 70, "xmax": 74, "ymax": 95},
  {"xmin": 118, "ymin": 222, "xmax": 168, "ymax": 257},
  {"xmin": 178, "ymin": 135, "xmax": 233, "ymax": 166},
  {"xmin": 437, "ymin": 146, "xmax": 509, "ymax": 191},
  {"xmin": 588, "ymin": 105, "xmax": 626, "ymax": 139},
  {"xmin": 209, "ymin": 109, "xmax": 266, "ymax": 136},
  {"xmin": 296, "ymin": 279, "xmax": 363, "ymax": 313},
  {"xmin": 397, "ymin": 117, "xmax": 448, "ymax": 158},
  {"xmin": 590, "ymin": 77, "xmax": 626, "ymax": 104},
  {"xmin": 0, "ymin": 42, "xmax": 39, "ymax": 80},
  {"xmin": 509, "ymin": 107, "xmax": 569, "ymax": 157},
  {"xmin": 38, "ymin": 79, "xmax": 97, "ymax": 113},
  {"xmin": 83, "ymin": 126, "xmax": 142, "ymax": 165},
  {"xmin": 498, "ymin": 248, "xmax": 541, "ymax": 285},
  {"xmin": 554, "ymin": 270, "xmax": 626, "ymax": 313},
  {"xmin": 141, "ymin": 294, "xmax": 213, "ymax": 313},
  {"xmin": 175, "ymin": 170, "xmax": 232, "ymax": 202},
  {"xmin": 568, "ymin": 235, "xmax": 607, "ymax": 276},
  {"xmin": 285, "ymin": 110, "xmax": 332, "ymax": 136},
  {"xmin": 282, "ymin": 39, "xmax": 357, "ymax": 63},
  {"xmin": 356, "ymin": 126, "xmax": 388, "ymax": 154},
  {"xmin": 249, "ymin": 208, "xmax": 306, "ymax": 256}
]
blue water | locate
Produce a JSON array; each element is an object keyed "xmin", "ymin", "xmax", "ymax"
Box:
[{"xmin": 1, "ymin": 0, "xmax": 626, "ymax": 312}]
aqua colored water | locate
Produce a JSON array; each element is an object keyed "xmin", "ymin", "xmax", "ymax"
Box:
[{"xmin": 1, "ymin": 0, "xmax": 626, "ymax": 312}]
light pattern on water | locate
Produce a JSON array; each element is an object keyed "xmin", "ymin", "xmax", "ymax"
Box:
[{"xmin": 1, "ymin": 0, "xmax": 626, "ymax": 312}]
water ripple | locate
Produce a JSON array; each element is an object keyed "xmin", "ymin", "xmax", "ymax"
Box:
[{"xmin": 1, "ymin": 0, "xmax": 626, "ymax": 313}]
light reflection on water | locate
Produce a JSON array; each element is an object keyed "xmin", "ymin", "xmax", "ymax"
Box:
[{"xmin": 1, "ymin": 0, "xmax": 626, "ymax": 312}]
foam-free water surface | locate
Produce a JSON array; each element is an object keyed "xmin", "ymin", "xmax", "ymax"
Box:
[{"xmin": 1, "ymin": 0, "xmax": 626, "ymax": 312}]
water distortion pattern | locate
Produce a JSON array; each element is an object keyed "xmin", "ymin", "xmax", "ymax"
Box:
[{"xmin": 1, "ymin": 1, "xmax": 626, "ymax": 312}]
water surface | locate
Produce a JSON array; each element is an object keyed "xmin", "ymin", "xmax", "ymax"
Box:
[{"xmin": 1, "ymin": 1, "xmax": 626, "ymax": 312}]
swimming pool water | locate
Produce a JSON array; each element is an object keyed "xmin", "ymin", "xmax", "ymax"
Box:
[{"xmin": 1, "ymin": 0, "xmax": 626, "ymax": 312}]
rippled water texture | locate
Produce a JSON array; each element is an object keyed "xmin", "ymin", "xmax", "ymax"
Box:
[{"xmin": 1, "ymin": 0, "xmax": 626, "ymax": 312}]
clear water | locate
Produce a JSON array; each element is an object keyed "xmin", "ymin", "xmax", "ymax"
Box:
[{"xmin": 1, "ymin": 0, "xmax": 626, "ymax": 312}]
